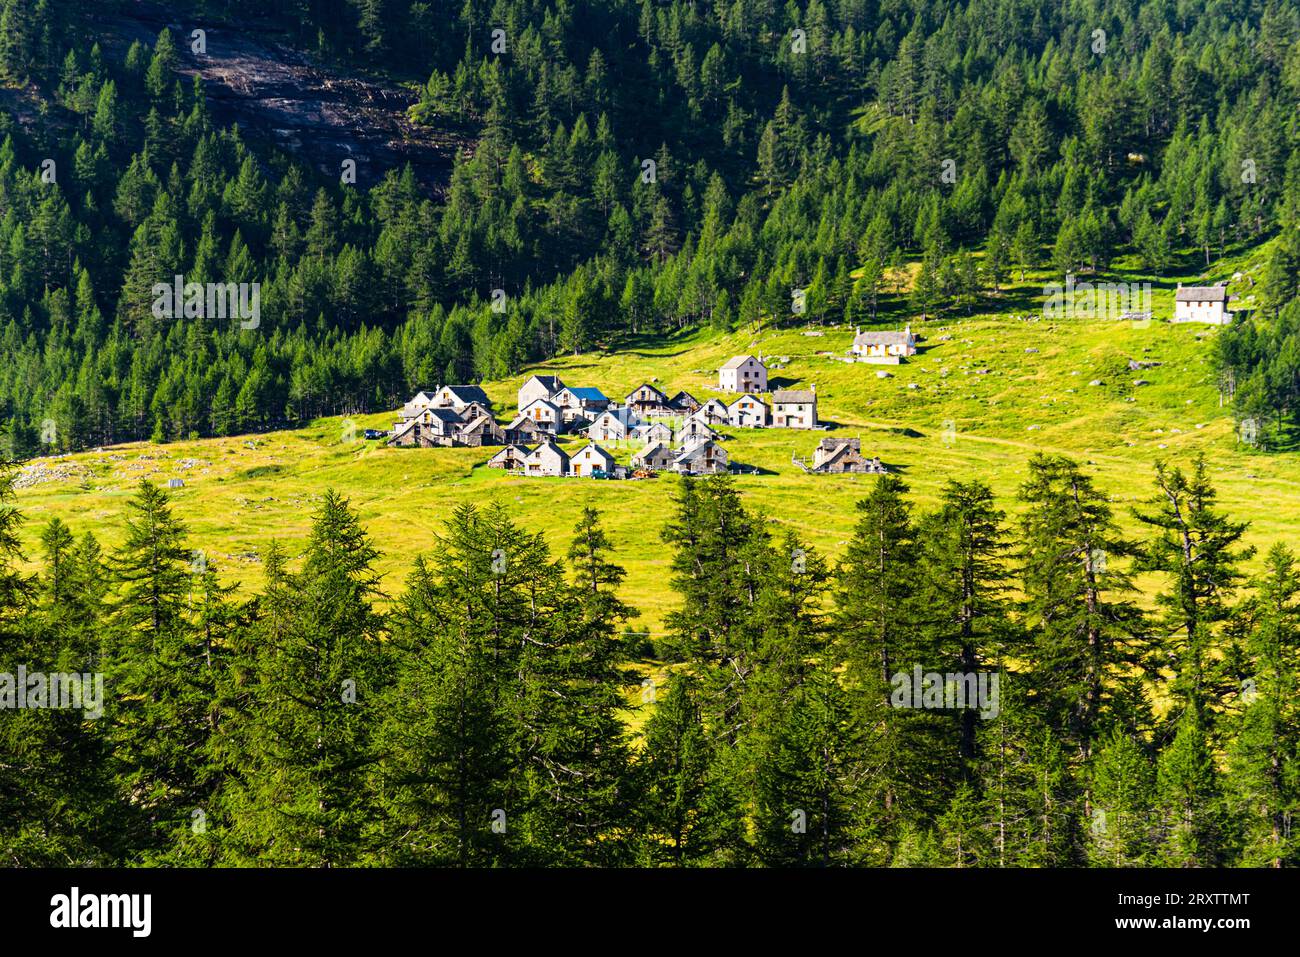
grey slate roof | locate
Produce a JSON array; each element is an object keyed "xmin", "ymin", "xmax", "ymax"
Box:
[
  {"xmin": 1175, "ymin": 286, "xmax": 1228, "ymax": 302},
  {"xmin": 442, "ymin": 385, "xmax": 491, "ymax": 405},
  {"xmin": 853, "ymin": 329, "xmax": 915, "ymax": 347}
]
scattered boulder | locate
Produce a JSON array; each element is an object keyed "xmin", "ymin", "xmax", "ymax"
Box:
[
  {"xmin": 1089, "ymin": 379, "xmax": 1104, "ymax": 386},
  {"xmin": 876, "ymin": 370, "xmax": 893, "ymax": 378}
]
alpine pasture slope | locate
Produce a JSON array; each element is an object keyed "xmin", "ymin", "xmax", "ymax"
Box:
[{"xmin": 13, "ymin": 260, "xmax": 1296, "ymax": 635}]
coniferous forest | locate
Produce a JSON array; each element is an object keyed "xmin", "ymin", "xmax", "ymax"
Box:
[
  {"xmin": 0, "ymin": 0, "xmax": 1298, "ymax": 882},
  {"xmin": 0, "ymin": 0, "xmax": 1298, "ymax": 453},
  {"xmin": 1, "ymin": 456, "xmax": 1297, "ymax": 867}
]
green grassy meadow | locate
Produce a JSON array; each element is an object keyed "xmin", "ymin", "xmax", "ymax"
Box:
[{"xmin": 12, "ymin": 259, "xmax": 1295, "ymax": 637}]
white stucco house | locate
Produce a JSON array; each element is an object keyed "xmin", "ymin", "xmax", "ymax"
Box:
[
  {"xmin": 719, "ymin": 355, "xmax": 768, "ymax": 393},
  {"xmin": 851, "ymin": 326, "xmax": 917, "ymax": 363},
  {"xmin": 1173, "ymin": 285, "xmax": 1232, "ymax": 325}
]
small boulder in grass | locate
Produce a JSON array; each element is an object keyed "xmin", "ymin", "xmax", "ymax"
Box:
[
  {"xmin": 1133, "ymin": 379, "xmax": 1150, "ymax": 386},
  {"xmin": 1089, "ymin": 379, "xmax": 1104, "ymax": 386},
  {"xmin": 876, "ymin": 370, "xmax": 893, "ymax": 378},
  {"xmin": 1025, "ymin": 347, "xmax": 1039, "ymax": 353}
]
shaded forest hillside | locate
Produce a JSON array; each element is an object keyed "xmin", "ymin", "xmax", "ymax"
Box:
[{"xmin": 0, "ymin": 0, "xmax": 1297, "ymax": 456}]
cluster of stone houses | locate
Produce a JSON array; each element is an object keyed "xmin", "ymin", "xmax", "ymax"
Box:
[
  {"xmin": 486, "ymin": 436, "xmax": 625, "ymax": 478},
  {"xmin": 488, "ymin": 375, "xmax": 732, "ymax": 477},
  {"xmin": 389, "ymin": 385, "xmax": 501, "ymax": 447},
  {"xmin": 715, "ymin": 355, "xmax": 820, "ymax": 429},
  {"xmin": 388, "ymin": 352, "xmax": 843, "ymax": 478},
  {"xmin": 804, "ymin": 436, "xmax": 888, "ymax": 474}
]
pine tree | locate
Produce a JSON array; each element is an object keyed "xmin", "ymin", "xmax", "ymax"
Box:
[
  {"xmin": 636, "ymin": 673, "xmax": 738, "ymax": 865},
  {"xmin": 834, "ymin": 475, "xmax": 954, "ymax": 853},
  {"xmin": 1017, "ymin": 454, "xmax": 1149, "ymax": 759},
  {"xmin": 514, "ymin": 507, "xmax": 637, "ymax": 864},
  {"xmin": 105, "ymin": 481, "xmax": 224, "ymax": 858},
  {"xmin": 376, "ymin": 554, "xmax": 512, "ymax": 866},
  {"xmin": 219, "ymin": 490, "xmax": 388, "ymax": 866},
  {"xmin": 1156, "ymin": 708, "xmax": 1231, "ymax": 866},
  {"xmin": 1087, "ymin": 727, "xmax": 1158, "ymax": 866},
  {"xmin": 916, "ymin": 481, "xmax": 1013, "ymax": 771},
  {"xmin": 751, "ymin": 665, "xmax": 859, "ymax": 866},
  {"xmin": 1226, "ymin": 544, "xmax": 1300, "ymax": 867},
  {"xmin": 1134, "ymin": 456, "xmax": 1252, "ymax": 715}
]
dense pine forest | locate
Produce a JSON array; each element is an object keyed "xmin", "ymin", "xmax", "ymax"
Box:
[
  {"xmin": 1, "ymin": 456, "xmax": 1297, "ymax": 866},
  {"xmin": 2, "ymin": 0, "xmax": 1300, "ymax": 871},
  {"xmin": 0, "ymin": 0, "xmax": 1299, "ymax": 455}
]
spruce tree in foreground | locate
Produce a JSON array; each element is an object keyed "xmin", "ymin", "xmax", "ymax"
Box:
[
  {"xmin": 1017, "ymin": 454, "xmax": 1149, "ymax": 761},
  {"xmin": 834, "ymin": 475, "xmax": 952, "ymax": 858},
  {"xmin": 916, "ymin": 480, "xmax": 1013, "ymax": 773},
  {"xmin": 220, "ymin": 490, "xmax": 388, "ymax": 866},
  {"xmin": 1226, "ymin": 543, "xmax": 1300, "ymax": 867},
  {"xmin": 377, "ymin": 552, "xmax": 512, "ymax": 866},
  {"xmin": 106, "ymin": 480, "xmax": 224, "ymax": 859},
  {"xmin": 636, "ymin": 674, "xmax": 737, "ymax": 865},
  {"xmin": 1087, "ymin": 728, "xmax": 1158, "ymax": 867},
  {"xmin": 1134, "ymin": 456, "xmax": 1252, "ymax": 718}
]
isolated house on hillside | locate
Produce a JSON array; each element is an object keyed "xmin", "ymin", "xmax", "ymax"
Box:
[
  {"xmin": 811, "ymin": 436, "xmax": 886, "ymax": 474},
  {"xmin": 719, "ymin": 355, "xmax": 768, "ymax": 393},
  {"xmin": 674, "ymin": 439, "xmax": 729, "ymax": 475},
  {"xmin": 772, "ymin": 388, "xmax": 817, "ymax": 429},
  {"xmin": 518, "ymin": 374, "xmax": 565, "ymax": 410},
  {"xmin": 727, "ymin": 394, "xmax": 769, "ymax": 428},
  {"xmin": 570, "ymin": 443, "xmax": 616, "ymax": 476},
  {"xmin": 523, "ymin": 440, "xmax": 569, "ymax": 476},
  {"xmin": 851, "ymin": 326, "xmax": 917, "ymax": 363},
  {"xmin": 487, "ymin": 444, "xmax": 531, "ymax": 470},
  {"xmin": 632, "ymin": 442, "xmax": 676, "ymax": 471},
  {"xmin": 518, "ymin": 397, "xmax": 562, "ymax": 433},
  {"xmin": 1173, "ymin": 285, "xmax": 1232, "ymax": 325}
]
